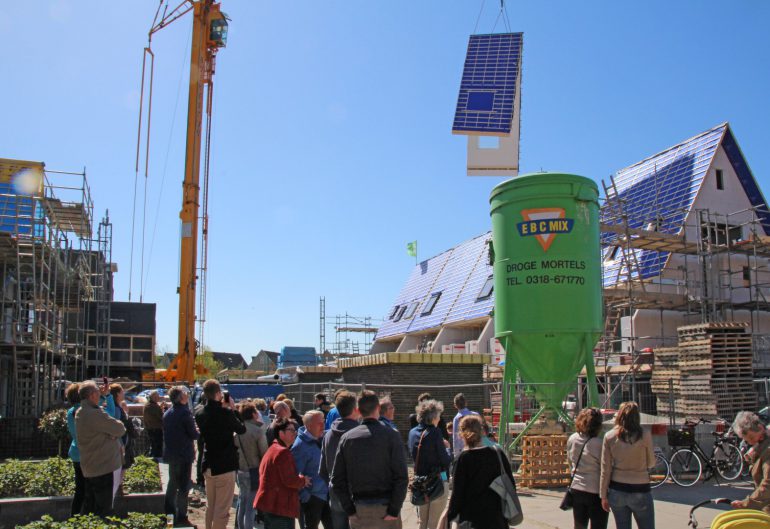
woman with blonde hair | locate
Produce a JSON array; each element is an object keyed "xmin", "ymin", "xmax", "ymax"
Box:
[
  {"xmin": 599, "ymin": 402, "xmax": 655, "ymax": 529},
  {"xmin": 567, "ymin": 407, "xmax": 608, "ymax": 529},
  {"xmin": 440, "ymin": 414, "xmax": 517, "ymax": 529}
]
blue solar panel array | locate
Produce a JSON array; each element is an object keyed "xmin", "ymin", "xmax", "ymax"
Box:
[
  {"xmin": 0, "ymin": 182, "xmax": 42, "ymax": 236},
  {"xmin": 601, "ymin": 123, "xmax": 727, "ymax": 284},
  {"xmin": 452, "ymin": 33, "xmax": 523, "ymax": 135},
  {"xmin": 375, "ymin": 233, "xmax": 494, "ymax": 340}
]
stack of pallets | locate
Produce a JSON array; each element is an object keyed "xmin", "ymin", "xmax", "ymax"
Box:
[
  {"xmin": 652, "ymin": 322, "xmax": 756, "ymax": 419},
  {"xmin": 516, "ymin": 434, "xmax": 571, "ymax": 488}
]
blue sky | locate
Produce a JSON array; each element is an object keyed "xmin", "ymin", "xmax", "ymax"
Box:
[{"xmin": 1, "ymin": 1, "xmax": 768, "ymax": 360}]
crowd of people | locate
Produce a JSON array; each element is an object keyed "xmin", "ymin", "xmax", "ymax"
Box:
[{"xmin": 63, "ymin": 380, "xmax": 770, "ymax": 529}]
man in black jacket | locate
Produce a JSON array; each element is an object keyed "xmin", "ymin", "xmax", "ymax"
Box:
[
  {"xmin": 195, "ymin": 379, "xmax": 246, "ymax": 529},
  {"xmin": 331, "ymin": 391, "xmax": 408, "ymax": 529},
  {"xmin": 319, "ymin": 391, "xmax": 360, "ymax": 529}
]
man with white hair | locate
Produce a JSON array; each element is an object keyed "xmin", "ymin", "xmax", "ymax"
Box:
[
  {"xmin": 75, "ymin": 380, "xmax": 126, "ymax": 517},
  {"xmin": 730, "ymin": 411, "xmax": 770, "ymax": 513},
  {"xmin": 292, "ymin": 410, "xmax": 332, "ymax": 528},
  {"xmin": 267, "ymin": 401, "xmax": 291, "ymax": 446},
  {"xmin": 144, "ymin": 390, "xmax": 164, "ymax": 460}
]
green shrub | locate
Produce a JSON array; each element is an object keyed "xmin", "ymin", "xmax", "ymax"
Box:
[
  {"xmin": 123, "ymin": 455, "xmax": 161, "ymax": 493},
  {"xmin": 0, "ymin": 459, "xmax": 29, "ymax": 497},
  {"xmin": 18, "ymin": 513, "xmax": 166, "ymax": 529},
  {"xmin": 0, "ymin": 456, "xmax": 160, "ymax": 498},
  {"xmin": 25, "ymin": 457, "xmax": 75, "ymax": 497}
]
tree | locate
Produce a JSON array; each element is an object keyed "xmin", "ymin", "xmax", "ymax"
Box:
[{"xmin": 196, "ymin": 346, "xmax": 223, "ymax": 382}]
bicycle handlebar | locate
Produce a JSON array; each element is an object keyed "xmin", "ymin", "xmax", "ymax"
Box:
[{"xmin": 688, "ymin": 498, "xmax": 732, "ymax": 528}]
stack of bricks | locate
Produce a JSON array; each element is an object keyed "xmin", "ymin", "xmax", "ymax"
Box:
[
  {"xmin": 516, "ymin": 434, "xmax": 571, "ymax": 488},
  {"xmin": 652, "ymin": 322, "xmax": 756, "ymax": 419}
]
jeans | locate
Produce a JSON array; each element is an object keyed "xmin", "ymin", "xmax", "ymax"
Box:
[
  {"xmin": 165, "ymin": 460, "xmax": 192, "ymax": 522},
  {"xmin": 329, "ymin": 489, "xmax": 350, "ymax": 529},
  {"xmin": 236, "ymin": 470, "xmax": 258, "ymax": 529},
  {"xmin": 71, "ymin": 461, "xmax": 86, "ymax": 516},
  {"xmin": 148, "ymin": 429, "xmax": 164, "ymax": 459},
  {"xmin": 571, "ymin": 489, "xmax": 608, "ymax": 529},
  {"xmin": 607, "ymin": 488, "xmax": 655, "ymax": 529},
  {"xmin": 263, "ymin": 512, "xmax": 296, "ymax": 529},
  {"xmin": 301, "ymin": 495, "xmax": 332, "ymax": 529},
  {"xmin": 83, "ymin": 471, "xmax": 114, "ymax": 517}
]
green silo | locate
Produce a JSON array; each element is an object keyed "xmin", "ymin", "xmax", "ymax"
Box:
[{"xmin": 489, "ymin": 173, "xmax": 602, "ymax": 435}]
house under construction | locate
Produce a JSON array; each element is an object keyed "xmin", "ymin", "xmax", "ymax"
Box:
[
  {"xmin": 0, "ymin": 159, "xmax": 155, "ymax": 418},
  {"xmin": 371, "ymin": 123, "xmax": 770, "ymax": 415}
]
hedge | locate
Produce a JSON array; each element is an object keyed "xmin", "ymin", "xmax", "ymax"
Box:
[{"xmin": 17, "ymin": 513, "xmax": 165, "ymax": 528}]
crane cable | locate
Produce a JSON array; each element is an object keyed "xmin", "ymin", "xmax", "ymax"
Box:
[{"xmin": 198, "ymin": 81, "xmax": 214, "ymax": 349}]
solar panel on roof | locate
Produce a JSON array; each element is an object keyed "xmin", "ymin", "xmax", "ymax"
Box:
[{"xmin": 452, "ymin": 33, "xmax": 523, "ymax": 135}]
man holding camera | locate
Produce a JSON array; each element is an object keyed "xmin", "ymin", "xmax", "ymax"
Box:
[{"xmin": 195, "ymin": 379, "xmax": 246, "ymax": 529}]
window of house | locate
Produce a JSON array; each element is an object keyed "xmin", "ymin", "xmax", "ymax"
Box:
[
  {"xmin": 604, "ymin": 246, "xmax": 620, "ymax": 262},
  {"xmin": 403, "ymin": 301, "xmax": 420, "ymax": 319},
  {"xmin": 421, "ymin": 292, "xmax": 442, "ymax": 316},
  {"xmin": 393, "ymin": 305, "xmax": 407, "ymax": 322},
  {"xmin": 477, "ymin": 275, "xmax": 494, "ymax": 300},
  {"xmin": 701, "ymin": 223, "xmax": 743, "ymax": 246},
  {"xmin": 716, "ymin": 169, "xmax": 724, "ymax": 190},
  {"xmin": 743, "ymin": 266, "xmax": 752, "ymax": 284},
  {"xmin": 388, "ymin": 305, "xmax": 400, "ymax": 320}
]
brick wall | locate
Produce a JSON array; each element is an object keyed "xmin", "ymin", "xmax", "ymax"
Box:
[{"xmin": 342, "ymin": 363, "xmax": 487, "ymax": 443}]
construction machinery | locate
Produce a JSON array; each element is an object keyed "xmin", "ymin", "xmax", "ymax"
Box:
[{"xmin": 140, "ymin": 0, "xmax": 228, "ymax": 382}]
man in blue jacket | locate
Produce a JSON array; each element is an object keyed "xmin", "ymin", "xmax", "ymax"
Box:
[
  {"xmin": 292, "ymin": 409, "xmax": 332, "ymax": 529},
  {"xmin": 163, "ymin": 386, "xmax": 199, "ymax": 527}
]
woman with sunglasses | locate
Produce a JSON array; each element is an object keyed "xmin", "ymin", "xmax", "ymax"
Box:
[{"xmin": 255, "ymin": 417, "xmax": 312, "ymax": 529}]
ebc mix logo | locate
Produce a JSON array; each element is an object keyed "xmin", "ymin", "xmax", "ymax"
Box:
[{"xmin": 517, "ymin": 208, "xmax": 574, "ymax": 252}]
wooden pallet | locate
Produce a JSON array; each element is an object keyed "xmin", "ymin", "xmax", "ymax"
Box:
[{"xmin": 517, "ymin": 435, "xmax": 571, "ymax": 488}]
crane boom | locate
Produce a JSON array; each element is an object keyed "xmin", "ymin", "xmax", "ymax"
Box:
[{"xmin": 177, "ymin": 0, "xmax": 227, "ymax": 382}]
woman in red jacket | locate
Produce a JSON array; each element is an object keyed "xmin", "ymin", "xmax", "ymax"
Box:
[{"xmin": 255, "ymin": 417, "xmax": 311, "ymax": 529}]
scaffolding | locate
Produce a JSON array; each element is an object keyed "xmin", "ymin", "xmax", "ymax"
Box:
[
  {"xmin": 596, "ymin": 172, "xmax": 770, "ymax": 406},
  {"xmin": 0, "ymin": 159, "xmax": 113, "ymax": 417},
  {"xmin": 318, "ymin": 297, "xmax": 380, "ymax": 359}
]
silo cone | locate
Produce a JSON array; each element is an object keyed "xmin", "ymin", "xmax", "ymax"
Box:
[{"xmin": 490, "ymin": 173, "xmax": 602, "ymax": 437}]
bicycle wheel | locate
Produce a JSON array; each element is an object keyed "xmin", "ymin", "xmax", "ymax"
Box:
[
  {"xmin": 669, "ymin": 448, "xmax": 702, "ymax": 486},
  {"xmin": 714, "ymin": 442, "xmax": 743, "ymax": 481},
  {"xmin": 649, "ymin": 452, "xmax": 669, "ymax": 488}
]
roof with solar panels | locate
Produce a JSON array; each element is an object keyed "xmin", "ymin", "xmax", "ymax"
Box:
[{"xmin": 374, "ymin": 122, "xmax": 766, "ymax": 342}]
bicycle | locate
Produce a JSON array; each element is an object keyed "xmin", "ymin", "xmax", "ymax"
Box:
[
  {"xmin": 650, "ymin": 446, "xmax": 670, "ymax": 488},
  {"xmin": 667, "ymin": 418, "xmax": 743, "ymax": 487}
]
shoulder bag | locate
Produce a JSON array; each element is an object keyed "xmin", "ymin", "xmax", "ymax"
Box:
[
  {"xmin": 237, "ymin": 433, "xmax": 260, "ymax": 491},
  {"xmin": 560, "ymin": 436, "xmax": 589, "ymax": 511},
  {"xmin": 489, "ymin": 445, "xmax": 524, "ymax": 526},
  {"xmin": 409, "ymin": 428, "xmax": 444, "ymax": 506}
]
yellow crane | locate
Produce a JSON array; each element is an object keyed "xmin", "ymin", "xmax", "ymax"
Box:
[{"xmin": 140, "ymin": 0, "xmax": 228, "ymax": 382}]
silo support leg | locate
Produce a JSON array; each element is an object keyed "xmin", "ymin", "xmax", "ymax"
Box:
[
  {"xmin": 584, "ymin": 341, "xmax": 600, "ymax": 407},
  {"xmin": 507, "ymin": 405, "xmax": 546, "ymax": 451}
]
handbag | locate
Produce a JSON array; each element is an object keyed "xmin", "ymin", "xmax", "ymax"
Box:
[
  {"xmin": 560, "ymin": 436, "xmax": 589, "ymax": 511},
  {"xmin": 236, "ymin": 434, "xmax": 260, "ymax": 491},
  {"xmin": 409, "ymin": 429, "xmax": 444, "ymax": 506},
  {"xmin": 489, "ymin": 445, "xmax": 523, "ymax": 526}
]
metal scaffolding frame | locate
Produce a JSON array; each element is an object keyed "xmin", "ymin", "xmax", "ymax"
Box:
[
  {"xmin": 596, "ymin": 172, "xmax": 770, "ymax": 405},
  {"xmin": 0, "ymin": 161, "xmax": 113, "ymax": 417}
]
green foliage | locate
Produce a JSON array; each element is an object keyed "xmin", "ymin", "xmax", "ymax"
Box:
[
  {"xmin": 196, "ymin": 348, "xmax": 224, "ymax": 381},
  {"xmin": 0, "ymin": 459, "xmax": 28, "ymax": 497},
  {"xmin": 123, "ymin": 456, "xmax": 161, "ymax": 493},
  {"xmin": 0, "ymin": 456, "xmax": 160, "ymax": 498},
  {"xmin": 25, "ymin": 457, "xmax": 75, "ymax": 497},
  {"xmin": 38, "ymin": 408, "xmax": 70, "ymax": 441},
  {"xmin": 18, "ymin": 513, "xmax": 166, "ymax": 529},
  {"xmin": 0, "ymin": 457, "xmax": 75, "ymax": 498}
]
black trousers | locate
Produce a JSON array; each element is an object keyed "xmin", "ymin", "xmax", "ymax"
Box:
[
  {"xmin": 196, "ymin": 438, "xmax": 205, "ymax": 486},
  {"xmin": 148, "ymin": 428, "xmax": 164, "ymax": 459},
  {"xmin": 571, "ymin": 489, "xmax": 609, "ymax": 529},
  {"xmin": 83, "ymin": 471, "xmax": 115, "ymax": 518},
  {"xmin": 71, "ymin": 461, "xmax": 86, "ymax": 516},
  {"xmin": 301, "ymin": 495, "xmax": 333, "ymax": 529}
]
